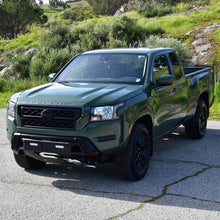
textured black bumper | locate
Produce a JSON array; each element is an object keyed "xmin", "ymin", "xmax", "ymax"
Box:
[{"xmin": 11, "ymin": 133, "xmax": 108, "ymax": 164}]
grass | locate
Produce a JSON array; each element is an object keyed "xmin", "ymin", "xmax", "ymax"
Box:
[
  {"xmin": 0, "ymin": 78, "xmax": 48, "ymax": 106},
  {"xmin": 210, "ymin": 81, "xmax": 220, "ymax": 120},
  {"xmin": 0, "ymin": 27, "xmax": 42, "ymax": 52},
  {"xmin": 131, "ymin": 0, "xmax": 220, "ymax": 39},
  {"xmin": 210, "ymin": 102, "xmax": 220, "ymax": 120},
  {"xmin": 0, "ymin": 77, "xmax": 48, "ymax": 107},
  {"xmin": 0, "ymin": 92, "xmax": 14, "ymax": 108}
]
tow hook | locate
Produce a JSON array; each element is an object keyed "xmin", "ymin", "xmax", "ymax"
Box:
[{"xmin": 63, "ymin": 158, "xmax": 82, "ymax": 166}]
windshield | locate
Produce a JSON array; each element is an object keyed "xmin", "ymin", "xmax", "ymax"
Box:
[{"xmin": 55, "ymin": 53, "xmax": 148, "ymax": 84}]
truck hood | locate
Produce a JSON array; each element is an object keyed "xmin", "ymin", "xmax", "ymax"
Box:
[{"xmin": 17, "ymin": 82, "xmax": 143, "ymax": 107}]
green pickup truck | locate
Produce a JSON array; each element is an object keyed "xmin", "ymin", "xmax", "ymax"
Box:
[{"xmin": 6, "ymin": 48, "xmax": 215, "ymax": 180}]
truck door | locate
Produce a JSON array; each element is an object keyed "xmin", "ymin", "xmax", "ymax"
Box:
[{"xmin": 151, "ymin": 53, "xmax": 187, "ymax": 139}]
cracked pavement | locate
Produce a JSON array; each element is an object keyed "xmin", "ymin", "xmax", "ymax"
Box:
[{"xmin": 0, "ymin": 108, "xmax": 220, "ymax": 219}]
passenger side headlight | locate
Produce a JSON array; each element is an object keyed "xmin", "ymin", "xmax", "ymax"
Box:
[
  {"xmin": 7, "ymin": 101, "xmax": 16, "ymax": 118},
  {"xmin": 91, "ymin": 103, "xmax": 123, "ymax": 121}
]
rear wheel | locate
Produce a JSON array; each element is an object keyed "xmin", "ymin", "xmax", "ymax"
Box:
[
  {"xmin": 14, "ymin": 153, "xmax": 45, "ymax": 170},
  {"xmin": 115, "ymin": 123, "xmax": 152, "ymax": 181},
  {"xmin": 185, "ymin": 98, "xmax": 208, "ymax": 139}
]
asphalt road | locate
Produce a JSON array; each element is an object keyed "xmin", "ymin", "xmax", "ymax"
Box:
[{"xmin": 0, "ymin": 108, "xmax": 220, "ymax": 220}]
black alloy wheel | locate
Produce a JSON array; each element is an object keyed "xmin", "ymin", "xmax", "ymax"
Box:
[{"xmin": 115, "ymin": 123, "xmax": 152, "ymax": 180}]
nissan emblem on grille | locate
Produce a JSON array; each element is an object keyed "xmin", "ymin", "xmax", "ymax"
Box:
[{"xmin": 41, "ymin": 109, "xmax": 53, "ymax": 120}]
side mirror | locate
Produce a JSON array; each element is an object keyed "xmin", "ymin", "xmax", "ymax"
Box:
[
  {"xmin": 157, "ymin": 75, "xmax": 174, "ymax": 86},
  {"xmin": 49, "ymin": 73, "xmax": 56, "ymax": 80}
]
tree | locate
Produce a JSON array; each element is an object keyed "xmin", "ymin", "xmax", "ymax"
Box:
[
  {"xmin": 49, "ymin": 0, "xmax": 58, "ymax": 9},
  {"xmin": 0, "ymin": 0, "xmax": 47, "ymax": 39},
  {"xmin": 86, "ymin": 0, "xmax": 128, "ymax": 15},
  {"xmin": 49, "ymin": 0, "xmax": 69, "ymax": 10}
]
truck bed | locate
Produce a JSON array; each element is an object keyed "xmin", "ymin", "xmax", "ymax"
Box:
[{"xmin": 183, "ymin": 67, "xmax": 211, "ymax": 76}]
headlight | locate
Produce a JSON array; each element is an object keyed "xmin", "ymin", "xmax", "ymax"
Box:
[
  {"xmin": 7, "ymin": 101, "xmax": 16, "ymax": 118},
  {"xmin": 91, "ymin": 103, "xmax": 123, "ymax": 121}
]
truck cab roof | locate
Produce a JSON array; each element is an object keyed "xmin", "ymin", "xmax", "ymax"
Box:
[{"xmin": 82, "ymin": 48, "xmax": 174, "ymax": 55}]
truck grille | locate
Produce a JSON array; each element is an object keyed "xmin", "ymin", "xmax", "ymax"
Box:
[{"xmin": 19, "ymin": 106, "xmax": 81, "ymax": 130}]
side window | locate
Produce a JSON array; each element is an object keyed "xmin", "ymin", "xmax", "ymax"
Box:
[
  {"xmin": 153, "ymin": 55, "xmax": 170, "ymax": 83},
  {"xmin": 169, "ymin": 52, "xmax": 182, "ymax": 80}
]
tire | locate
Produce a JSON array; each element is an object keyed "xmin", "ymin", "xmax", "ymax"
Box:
[
  {"xmin": 185, "ymin": 98, "xmax": 208, "ymax": 139},
  {"xmin": 115, "ymin": 123, "xmax": 152, "ymax": 181},
  {"xmin": 14, "ymin": 153, "xmax": 45, "ymax": 170}
]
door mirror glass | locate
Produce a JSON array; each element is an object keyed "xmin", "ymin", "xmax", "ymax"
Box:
[{"xmin": 157, "ymin": 74, "xmax": 174, "ymax": 86}]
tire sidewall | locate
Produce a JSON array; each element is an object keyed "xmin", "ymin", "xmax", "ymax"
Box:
[
  {"xmin": 128, "ymin": 123, "xmax": 151, "ymax": 180},
  {"xmin": 196, "ymin": 100, "xmax": 208, "ymax": 137}
]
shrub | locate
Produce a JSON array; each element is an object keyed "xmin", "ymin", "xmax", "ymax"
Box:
[
  {"xmin": 194, "ymin": 0, "xmax": 210, "ymax": 6},
  {"xmin": 43, "ymin": 48, "xmax": 72, "ymax": 75},
  {"xmin": 70, "ymin": 44, "xmax": 83, "ymax": 55},
  {"xmin": 30, "ymin": 48, "xmax": 72, "ymax": 79},
  {"xmin": 70, "ymin": 23, "xmax": 95, "ymax": 42},
  {"xmin": 110, "ymin": 16, "xmax": 164, "ymax": 46},
  {"xmin": 0, "ymin": 78, "xmax": 7, "ymax": 92},
  {"xmin": 93, "ymin": 20, "xmax": 112, "ymax": 45},
  {"xmin": 41, "ymin": 23, "xmax": 73, "ymax": 49},
  {"xmin": 77, "ymin": 32, "xmax": 102, "ymax": 51},
  {"xmin": 106, "ymin": 37, "xmax": 127, "ymax": 48},
  {"xmin": 86, "ymin": 0, "xmax": 128, "ymax": 15},
  {"xmin": 138, "ymin": 0, "xmax": 210, "ymax": 18},
  {"xmin": 4, "ymin": 53, "xmax": 33, "ymax": 79},
  {"xmin": 143, "ymin": 35, "xmax": 189, "ymax": 64},
  {"xmin": 62, "ymin": 6, "xmax": 93, "ymax": 21},
  {"xmin": 138, "ymin": 2, "xmax": 177, "ymax": 18}
]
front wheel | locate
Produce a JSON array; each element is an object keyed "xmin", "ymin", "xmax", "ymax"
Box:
[
  {"xmin": 185, "ymin": 98, "xmax": 208, "ymax": 139},
  {"xmin": 14, "ymin": 153, "xmax": 45, "ymax": 170},
  {"xmin": 115, "ymin": 123, "xmax": 152, "ymax": 181}
]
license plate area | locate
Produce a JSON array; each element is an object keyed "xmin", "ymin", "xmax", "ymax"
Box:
[{"xmin": 22, "ymin": 138, "xmax": 82, "ymax": 155}]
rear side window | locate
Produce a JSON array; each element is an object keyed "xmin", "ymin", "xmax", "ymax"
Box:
[{"xmin": 169, "ymin": 53, "xmax": 182, "ymax": 80}]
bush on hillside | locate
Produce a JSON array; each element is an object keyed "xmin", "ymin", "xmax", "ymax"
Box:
[
  {"xmin": 4, "ymin": 50, "xmax": 34, "ymax": 79},
  {"xmin": 77, "ymin": 32, "xmax": 102, "ymax": 51},
  {"xmin": 5, "ymin": 16, "xmax": 165, "ymax": 80},
  {"xmin": 86, "ymin": 0, "xmax": 128, "ymax": 15},
  {"xmin": 70, "ymin": 23, "xmax": 95, "ymax": 42},
  {"xmin": 93, "ymin": 20, "xmax": 112, "ymax": 45},
  {"xmin": 41, "ymin": 23, "xmax": 74, "ymax": 49},
  {"xmin": 138, "ymin": 0, "xmax": 210, "ymax": 18},
  {"xmin": 110, "ymin": 16, "xmax": 164, "ymax": 46},
  {"xmin": 106, "ymin": 37, "xmax": 127, "ymax": 48},
  {"xmin": 30, "ymin": 48, "xmax": 72, "ymax": 79},
  {"xmin": 143, "ymin": 35, "xmax": 189, "ymax": 64},
  {"xmin": 138, "ymin": 2, "xmax": 176, "ymax": 18},
  {"xmin": 62, "ymin": 5, "xmax": 93, "ymax": 21}
]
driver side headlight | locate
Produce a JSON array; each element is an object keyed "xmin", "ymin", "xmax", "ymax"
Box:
[
  {"xmin": 7, "ymin": 101, "xmax": 16, "ymax": 118},
  {"xmin": 91, "ymin": 103, "xmax": 123, "ymax": 121}
]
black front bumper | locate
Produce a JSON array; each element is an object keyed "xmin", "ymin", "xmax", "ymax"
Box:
[{"xmin": 12, "ymin": 133, "xmax": 109, "ymax": 164}]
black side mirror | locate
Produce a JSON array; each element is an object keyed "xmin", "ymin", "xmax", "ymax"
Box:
[
  {"xmin": 157, "ymin": 75, "xmax": 174, "ymax": 86},
  {"xmin": 49, "ymin": 73, "xmax": 56, "ymax": 80}
]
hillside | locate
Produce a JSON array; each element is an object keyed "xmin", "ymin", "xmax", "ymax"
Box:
[{"xmin": 0, "ymin": 0, "xmax": 219, "ymax": 118}]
